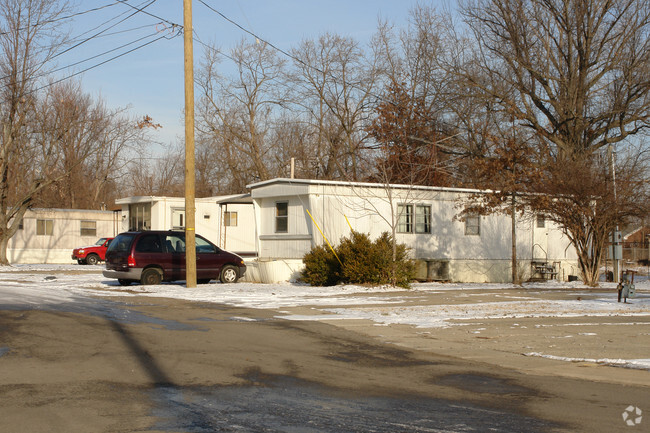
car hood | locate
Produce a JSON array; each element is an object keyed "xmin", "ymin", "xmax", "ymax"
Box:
[{"xmin": 75, "ymin": 245, "xmax": 100, "ymax": 250}]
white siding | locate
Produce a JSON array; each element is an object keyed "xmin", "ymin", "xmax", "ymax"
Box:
[
  {"xmin": 256, "ymin": 195, "xmax": 312, "ymax": 259},
  {"xmin": 116, "ymin": 196, "xmax": 256, "ymax": 256},
  {"xmin": 8, "ymin": 208, "xmax": 121, "ymax": 263},
  {"xmin": 248, "ymin": 179, "xmax": 579, "ymax": 283},
  {"xmin": 218, "ymin": 202, "xmax": 256, "ymax": 255}
]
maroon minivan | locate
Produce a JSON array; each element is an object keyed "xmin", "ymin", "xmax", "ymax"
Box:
[{"xmin": 103, "ymin": 230, "xmax": 246, "ymax": 286}]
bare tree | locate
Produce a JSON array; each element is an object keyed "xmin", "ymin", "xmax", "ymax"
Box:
[
  {"xmin": 289, "ymin": 33, "xmax": 379, "ymax": 180},
  {"xmin": 0, "ymin": 0, "xmax": 73, "ymax": 264},
  {"xmin": 196, "ymin": 39, "xmax": 287, "ymax": 192},
  {"xmin": 535, "ymin": 146, "xmax": 649, "ymax": 285},
  {"xmin": 83, "ymin": 111, "xmax": 149, "ymax": 207},
  {"xmin": 445, "ymin": 0, "xmax": 650, "ymax": 284},
  {"xmin": 124, "ymin": 148, "xmax": 184, "ymax": 197},
  {"xmin": 30, "ymin": 81, "xmax": 146, "ymax": 210},
  {"xmin": 456, "ymin": 0, "xmax": 650, "ymax": 156}
]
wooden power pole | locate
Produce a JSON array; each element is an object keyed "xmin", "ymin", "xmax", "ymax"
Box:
[{"xmin": 183, "ymin": 0, "xmax": 196, "ymax": 287}]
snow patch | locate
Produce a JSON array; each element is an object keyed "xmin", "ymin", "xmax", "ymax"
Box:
[{"xmin": 524, "ymin": 353, "xmax": 650, "ymax": 371}]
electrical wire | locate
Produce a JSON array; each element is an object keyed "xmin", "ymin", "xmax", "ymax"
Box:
[
  {"xmin": 69, "ymin": 3, "xmax": 160, "ymax": 44},
  {"xmin": 33, "ymin": 31, "xmax": 181, "ymax": 95},
  {"xmin": 196, "ymin": 0, "xmax": 386, "ymax": 102},
  {"xmin": 0, "ymin": 1, "xmax": 124, "ymax": 37},
  {"xmin": 0, "ymin": 22, "xmax": 179, "ymax": 93},
  {"xmin": 0, "ymin": 0, "xmax": 184, "ymax": 95},
  {"xmin": 50, "ymin": 30, "xmax": 166, "ymax": 77},
  {"xmin": 115, "ymin": 0, "xmax": 178, "ymax": 28},
  {"xmin": 194, "ymin": 0, "xmax": 461, "ymax": 160},
  {"xmin": 51, "ymin": 0, "xmax": 160, "ymax": 61}
]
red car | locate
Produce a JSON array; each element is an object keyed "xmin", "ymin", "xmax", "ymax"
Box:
[{"xmin": 72, "ymin": 237, "xmax": 114, "ymax": 265}]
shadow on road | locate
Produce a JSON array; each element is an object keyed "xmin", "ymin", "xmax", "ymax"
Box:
[{"xmin": 108, "ymin": 320, "xmax": 174, "ymax": 387}]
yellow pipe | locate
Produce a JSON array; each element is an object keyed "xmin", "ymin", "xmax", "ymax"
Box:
[
  {"xmin": 306, "ymin": 208, "xmax": 342, "ymax": 266},
  {"xmin": 344, "ymin": 214, "xmax": 353, "ymax": 231}
]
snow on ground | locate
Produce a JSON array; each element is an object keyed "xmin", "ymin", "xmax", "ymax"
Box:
[
  {"xmin": 1, "ymin": 264, "xmax": 649, "ymax": 370},
  {"xmin": 1, "ymin": 264, "xmax": 648, "ymax": 321},
  {"xmin": 524, "ymin": 353, "xmax": 650, "ymax": 371}
]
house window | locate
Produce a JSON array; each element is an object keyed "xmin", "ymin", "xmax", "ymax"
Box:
[
  {"xmin": 536, "ymin": 214, "xmax": 545, "ymax": 228},
  {"xmin": 171, "ymin": 208, "xmax": 185, "ymax": 230},
  {"xmin": 18, "ymin": 219, "xmax": 23, "ymax": 230},
  {"xmin": 129, "ymin": 203, "xmax": 151, "ymax": 231},
  {"xmin": 37, "ymin": 219, "xmax": 53, "ymax": 236},
  {"xmin": 415, "ymin": 205, "xmax": 431, "ymax": 234},
  {"xmin": 275, "ymin": 202, "xmax": 288, "ymax": 233},
  {"xmin": 224, "ymin": 211, "xmax": 238, "ymax": 227},
  {"xmin": 464, "ymin": 215, "xmax": 480, "ymax": 236},
  {"xmin": 397, "ymin": 204, "xmax": 413, "ymax": 233},
  {"xmin": 80, "ymin": 220, "xmax": 97, "ymax": 237}
]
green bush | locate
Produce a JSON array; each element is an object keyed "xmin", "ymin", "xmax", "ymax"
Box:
[
  {"xmin": 338, "ymin": 231, "xmax": 381, "ymax": 285},
  {"xmin": 373, "ymin": 232, "xmax": 414, "ymax": 288},
  {"xmin": 301, "ymin": 230, "xmax": 414, "ymax": 288},
  {"xmin": 301, "ymin": 244, "xmax": 341, "ymax": 286}
]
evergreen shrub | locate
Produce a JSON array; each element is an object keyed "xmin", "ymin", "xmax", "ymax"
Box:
[
  {"xmin": 301, "ymin": 244, "xmax": 341, "ymax": 286},
  {"xmin": 301, "ymin": 230, "xmax": 414, "ymax": 288}
]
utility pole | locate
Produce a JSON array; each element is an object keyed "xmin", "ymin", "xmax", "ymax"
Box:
[
  {"xmin": 608, "ymin": 144, "xmax": 620, "ymax": 283},
  {"xmin": 183, "ymin": 0, "xmax": 196, "ymax": 287},
  {"xmin": 511, "ymin": 192, "xmax": 519, "ymax": 285}
]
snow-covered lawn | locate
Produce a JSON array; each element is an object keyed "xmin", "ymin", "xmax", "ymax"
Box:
[
  {"xmin": 1, "ymin": 264, "xmax": 648, "ymax": 323},
  {"xmin": 1, "ymin": 264, "xmax": 649, "ymax": 371}
]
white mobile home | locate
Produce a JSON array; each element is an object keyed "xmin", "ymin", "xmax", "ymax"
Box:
[
  {"xmin": 115, "ymin": 195, "xmax": 256, "ymax": 257},
  {"xmin": 8, "ymin": 208, "xmax": 121, "ymax": 263},
  {"xmin": 247, "ymin": 178, "xmax": 580, "ymax": 283}
]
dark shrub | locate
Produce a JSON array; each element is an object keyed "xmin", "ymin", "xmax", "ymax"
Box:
[
  {"xmin": 302, "ymin": 230, "xmax": 414, "ymax": 288},
  {"xmin": 338, "ymin": 231, "xmax": 382, "ymax": 285},
  {"xmin": 301, "ymin": 244, "xmax": 341, "ymax": 286},
  {"xmin": 373, "ymin": 232, "xmax": 415, "ymax": 288}
]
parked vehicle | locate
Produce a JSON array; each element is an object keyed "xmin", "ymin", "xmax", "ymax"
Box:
[
  {"xmin": 103, "ymin": 230, "xmax": 246, "ymax": 286},
  {"xmin": 72, "ymin": 237, "xmax": 114, "ymax": 265}
]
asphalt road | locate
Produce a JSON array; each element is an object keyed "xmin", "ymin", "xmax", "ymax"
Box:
[{"xmin": 0, "ymin": 274, "xmax": 648, "ymax": 432}]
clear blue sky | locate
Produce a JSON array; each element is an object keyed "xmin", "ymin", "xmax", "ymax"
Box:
[{"xmin": 62, "ymin": 1, "xmax": 439, "ymax": 149}]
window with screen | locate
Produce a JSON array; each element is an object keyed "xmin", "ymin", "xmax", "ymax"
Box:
[
  {"xmin": 464, "ymin": 215, "xmax": 480, "ymax": 236},
  {"xmin": 224, "ymin": 211, "xmax": 238, "ymax": 227},
  {"xmin": 397, "ymin": 204, "xmax": 413, "ymax": 233},
  {"xmin": 80, "ymin": 220, "xmax": 97, "ymax": 237},
  {"xmin": 37, "ymin": 219, "xmax": 53, "ymax": 236},
  {"xmin": 275, "ymin": 202, "xmax": 288, "ymax": 233},
  {"xmin": 415, "ymin": 205, "xmax": 431, "ymax": 233}
]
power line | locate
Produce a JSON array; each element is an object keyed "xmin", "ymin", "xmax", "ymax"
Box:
[
  {"xmin": 0, "ymin": 0, "xmax": 184, "ymax": 95},
  {"xmin": 33, "ymin": 31, "xmax": 181, "ymax": 95},
  {"xmin": 194, "ymin": 0, "xmax": 451, "ymax": 137},
  {"xmin": 0, "ymin": 1, "xmax": 124, "ymax": 37},
  {"xmin": 115, "ymin": 0, "xmax": 179, "ymax": 28},
  {"xmin": 0, "ymin": 23, "xmax": 179, "ymax": 93},
  {"xmin": 50, "ymin": 30, "xmax": 166, "ymax": 77},
  {"xmin": 51, "ymin": 0, "xmax": 160, "ymax": 62},
  {"xmin": 195, "ymin": 0, "xmax": 386, "ymax": 100}
]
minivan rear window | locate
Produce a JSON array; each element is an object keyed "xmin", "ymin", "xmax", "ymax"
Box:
[
  {"xmin": 107, "ymin": 233, "xmax": 136, "ymax": 253},
  {"xmin": 135, "ymin": 233, "xmax": 163, "ymax": 253}
]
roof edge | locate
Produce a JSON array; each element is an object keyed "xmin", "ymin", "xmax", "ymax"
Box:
[{"xmin": 246, "ymin": 177, "xmax": 486, "ymax": 194}]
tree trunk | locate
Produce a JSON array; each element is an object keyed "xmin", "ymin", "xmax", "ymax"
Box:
[
  {"xmin": 0, "ymin": 234, "xmax": 9, "ymax": 265},
  {"xmin": 511, "ymin": 193, "xmax": 519, "ymax": 285}
]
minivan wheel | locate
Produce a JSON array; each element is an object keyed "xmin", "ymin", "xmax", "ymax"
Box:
[
  {"xmin": 220, "ymin": 265, "xmax": 239, "ymax": 283},
  {"xmin": 118, "ymin": 279, "xmax": 132, "ymax": 286},
  {"xmin": 141, "ymin": 268, "xmax": 163, "ymax": 285}
]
